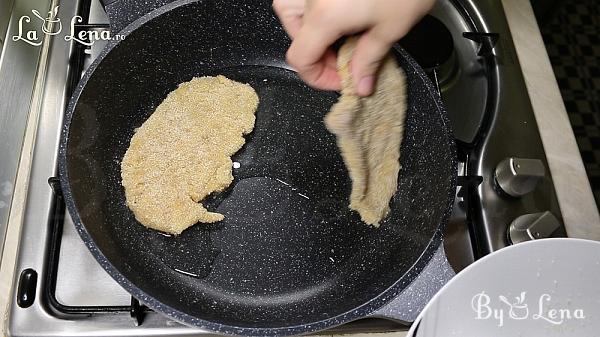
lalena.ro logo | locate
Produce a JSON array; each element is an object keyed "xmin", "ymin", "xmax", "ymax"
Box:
[{"xmin": 12, "ymin": 5, "xmax": 124, "ymax": 46}]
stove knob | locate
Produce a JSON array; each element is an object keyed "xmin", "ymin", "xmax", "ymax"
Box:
[
  {"xmin": 508, "ymin": 211, "xmax": 560, "ymax": 244},
  {"xmin": 494, "ymin": 157, "xmax": 545, "ymax": 197}
]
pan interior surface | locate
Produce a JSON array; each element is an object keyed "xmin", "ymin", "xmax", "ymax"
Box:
[{"xmin": 63, "ymin": 0, "xmax": 455, "ymax": 330}]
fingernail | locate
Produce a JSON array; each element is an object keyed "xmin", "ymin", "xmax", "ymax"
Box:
[{"xmin": 357, "ymin": 76, "xmax": 375, "ymax": 96}]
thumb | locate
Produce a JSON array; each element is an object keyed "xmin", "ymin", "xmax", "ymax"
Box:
[{"xmin": 351, "ymin": 30, "xmax": 394, "ymax": 96}]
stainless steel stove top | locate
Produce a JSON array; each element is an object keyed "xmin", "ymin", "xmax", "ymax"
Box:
[{"xmin": 6, "ymin": 0, "xmax": 565, "ymax": 335}]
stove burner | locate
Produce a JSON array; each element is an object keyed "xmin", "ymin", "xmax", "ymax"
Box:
[{"xmin": 399, "ymin": 15, "xmax": 455, "ymax": 69}]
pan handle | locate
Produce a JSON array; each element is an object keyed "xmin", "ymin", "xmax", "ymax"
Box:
[
  {"xmin": 368, "ymin": 242, "xmax": 455, "ymax": 324},
  {"xmin": 99, "ymin": 0, "xmax": 179, "ymax": 33}
]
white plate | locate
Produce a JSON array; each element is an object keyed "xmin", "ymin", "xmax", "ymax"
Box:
[{"xmin": 408, "ymin": 238, "xmax": 600, "ymax": 337}]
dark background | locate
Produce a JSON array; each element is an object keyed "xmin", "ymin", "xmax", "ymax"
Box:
[{"xmin": 534, "ymin": 0, "xmax": 600, "ymax": 210}]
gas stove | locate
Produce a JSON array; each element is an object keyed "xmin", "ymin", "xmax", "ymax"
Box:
[{"xmin": 7, "ymin": 0, "xmax": 565, "ymax": 335}]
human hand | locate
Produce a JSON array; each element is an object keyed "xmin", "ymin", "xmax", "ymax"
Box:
[{"xmin": 273, "ymin": 0, "xmax": 435, "ymax": 96}]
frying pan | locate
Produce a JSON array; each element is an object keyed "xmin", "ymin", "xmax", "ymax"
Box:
[{"xmin": 58, "ymin": 0, "xmax": 457, "ymax": 335}]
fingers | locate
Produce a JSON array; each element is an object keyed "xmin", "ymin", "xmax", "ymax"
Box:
[
  {"xmin": 287, "ymin": 22, "xmax": 343, "ymax": 90},
  {"xmin": 273, "ymin": 0, "xmax": 341, "ymax": 90},
  {"xmin": 272, "ymin": 0, "xmax": 306, "ymax": 38},
  {"xmin": 350, "ymin": 29, "xmax": 395, "ymax": 96},
  {"xmin": 308, "ymin": 49, "xmax": 342, "ymax": 91},
  {"xmin": 274, "ymin": 0, "xmax": 436, "ymax": 95}
]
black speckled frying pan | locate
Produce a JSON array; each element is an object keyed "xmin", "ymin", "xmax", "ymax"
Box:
[{"xmin": 58, "ymin": 0, "xmax": 457, "ymax": 335}]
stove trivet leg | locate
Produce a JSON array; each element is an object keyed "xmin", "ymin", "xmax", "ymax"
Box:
[
  {"xmin": 457, "ymin": 175, "xmax": 485, "ymax": 259},
  {"xmin": 130, "ymin": 297, "xmax": 146, "ymax": 326}
]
